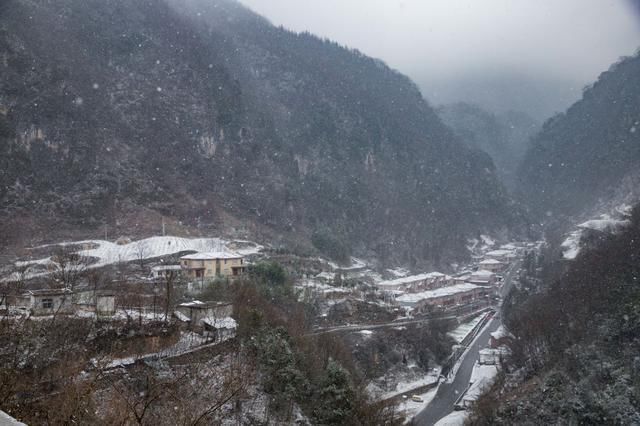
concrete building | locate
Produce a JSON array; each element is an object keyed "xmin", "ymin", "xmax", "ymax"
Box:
[
  {"xmin": 467, "ymin": 269, "xmax": 497, "ymax": 286},
  {"xmin": 376, "ymin": 272, "xmax": 452, "ymax": 293},
  {"xmin": 395, "ymin": 283, "xmax": 489, "ymax": 311},
  {"xmin": 26, "ymin": 289, "xmax": 73, "ymax": 316},
  {"xmin": 478, "ymin": 258, "xmax": 504, "ymax": 273},
  {"xmin": 180, "ymin": 252, "xmax": 245, "ymax": 279}
]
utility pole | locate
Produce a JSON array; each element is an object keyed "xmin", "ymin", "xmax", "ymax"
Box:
[
  {"xmin": 162, "ymin": 218, "xmax": 166, "ymax": 236},
  {"xmin": 104, "ymin": 224, "xmax": 108, "ymax": 241}
]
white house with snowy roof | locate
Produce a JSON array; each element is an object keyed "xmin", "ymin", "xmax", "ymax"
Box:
[
  {"xmin": 180, "ymin": 251, "xmax": 245, "ymax": 279},
  {"xmin": 467, "ymin": 269, "xmax": 497, "ymax": 286},
  {"xmin": 478, "ymin": 258, "xmax": 504, "ymax": 272}
]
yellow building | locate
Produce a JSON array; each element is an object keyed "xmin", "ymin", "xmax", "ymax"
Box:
[{"xmin": 180, "ymin": 251, "xmax": 245, "ymax": 279}]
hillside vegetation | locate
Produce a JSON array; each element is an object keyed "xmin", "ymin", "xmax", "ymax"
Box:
[
  {"xmin": 469, "ymin": 205, "xmax": 640, "ymax": 425},
  {"xmin": 0, "ymin": 0, "xmax": 523, "ymax": 265},
  {"xmin": 518, "ymin": 52, "xmax": 640, "ymax": 220}
]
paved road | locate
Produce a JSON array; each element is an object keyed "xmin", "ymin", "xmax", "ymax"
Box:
[
  {"xmin": 413, "ymin": 260, "xmax": 522, "ymax": 425},
  {"xmin": 412, "ymin": 315, "xmax": 499, "ymax": 425}
]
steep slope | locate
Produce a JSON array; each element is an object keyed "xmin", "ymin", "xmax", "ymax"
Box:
[
  {"xmin": 469, "ymin": 205, "xmax": 640, "ymax": 425},
  {"xmin": 518, "ymin": 52, "xmax": 640, "ymax": 220},
  {"xmin": 0, "ymin": 0, "xmax": 521, "ymax": 265},
  {"xmin": 438, "ymin": 103, "xmax": 539, "ymax": 190}
]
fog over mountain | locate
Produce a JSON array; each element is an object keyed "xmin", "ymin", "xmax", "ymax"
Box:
[{"xmin": 239, "ymin": 0, "xmax": 640, "ymax": 120}]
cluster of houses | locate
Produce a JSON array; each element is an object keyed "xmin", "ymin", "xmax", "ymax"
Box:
[
  {"xmin": 377, "ymin": 244, "xmax": 521, "ymax": 312},
  {"xmin": 1, "ymin": 289, "xmax": 116, "ymax": 318},
  {"xmin": 2, "ymin": 250, "xmax": 246, "ymax": 321}
]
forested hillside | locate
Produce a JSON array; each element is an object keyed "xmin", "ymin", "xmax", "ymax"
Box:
[
  {"xmin": 469, "ymin": 205, "xmax": 640, "ymax": 425},
  {"xmin": 438, "ymin": 103, "xmax": 539, "ymax": 190},
  {"xmin": 0, "ymin": 0, "xmax": 523, "ymax": 265},
  {"xmin": 518, "ymin": 52, "xmax": 640, "ymax": 220}
]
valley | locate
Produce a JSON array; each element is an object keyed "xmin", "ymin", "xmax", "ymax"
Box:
[{"xmin": 1, "ymin": 0, "xmax": 639, "ymax": 424}]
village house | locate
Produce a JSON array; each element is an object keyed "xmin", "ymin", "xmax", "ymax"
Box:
[
  {"xmin": 395, "ymin": 283, "xmax": 489, "ymax": 311},
  {"xmin": 485, "ymin": 249, "xmax": 516, "ymax": 262},
  {"xmin": 25, "ymin": 288, "xmax": 73, "ymax": 316},
  {"xmin": 73, "ymin": 291, "xmax": 116, "ymax": 318},
  {"xmin": 180, "ymin": 251, "xmax": 245, "ymax": 279},
  {"xmin": 376, "ymin": 272, "xmax": 453, "ymax": 293},
  {"xmin": 478, "ymin": 258, "xmax": 504, "ymax": 273},
  {"xmin": 174, "ymin": 300, "xmax": 236, "ymax": 341},
  {"xmin": 467, "ymin": 269, "xmax": 497, "ymax": 286}
]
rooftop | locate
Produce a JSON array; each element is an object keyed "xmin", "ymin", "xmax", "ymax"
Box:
[
  {"xmin": 479, "ymin": 259, "xmax": 501, "ymax": 265},
  {"xmin": 151, "ymin": 265, "xmax": 182, "ymax": 271},
  {"xmin": 396, "ymin": 283, "xmax": 481, "ymax": 303},
  {"xmin": 27, "ymin": 288, "xmax": 72, "ymax": 296},
  {"xmin": 471, "ymin": 269, "xmax": 495, "ymax": 277},
  {"xmin": 180, "ymin": 251, "xmax": 242, "ymax": 260},
  {"xmin": 377, "ymin": 272, "xmax": 448, "ymax": 287}
]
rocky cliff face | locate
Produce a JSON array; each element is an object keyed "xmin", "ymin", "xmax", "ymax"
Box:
[{"xmin": 0, "ymin": 0, "xmax": 523, "ymax": 265}]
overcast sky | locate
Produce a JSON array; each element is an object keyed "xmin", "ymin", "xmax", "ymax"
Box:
[{"xmin": 238, "ymin": 0, "xmax": 640, "ymax": 118}]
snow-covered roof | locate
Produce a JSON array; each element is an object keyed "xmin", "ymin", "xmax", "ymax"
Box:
[
  {"xmin": 27, "ymin": 288, "xmax": 72, "ymax": 296},
  {"xmin": 490, "ymin": 325, "xmax": 514, "ymax": 340},
  {"xmin": 0, "ymin": 410, "xmax": 27, "ymax": 426},
  {"xmin": 178, "ymin": 300, "xmax": 205, "ymax": 307},
  {"xmin": 486, "ymin": 249, "xmax": 514, "ymax": 257},
  {"xmin": 180, "ymin": 251, "xmax": 242, "ymax": 260},
  {"xmin": 377, "ymin": 272, "xmax": 446, "ymax": 287},
  {"xmin": 315, "ymin": 271, "xmax": 335, "ymax": 280},
  {"xmin": 577, "ymin": 218, "xmax": 630, "ymax": 232},
  {"xmin": 151, "ymin": 265, "xmax": 182, "ymax": 271},
  {"xmin": 173, "ymin": 310, "xmax": 190, "ymax": 322},
  {"xmin": 202, "ymin": 316, "xmax": 237, "ymax": 329},
  {"xmin": 435, "ymin": 410, "xmax": 468, "ymax": 426},
  {"xmin": 479, "ymin": 259, "xmax": 501, "ymax": 265},
  {"xmin": 396, "ymin": 283, "xmax": 481, "ymax": 303},
  {"xmin": 471, "ymin": 269, "xmax": 495, "ymax": 277}
]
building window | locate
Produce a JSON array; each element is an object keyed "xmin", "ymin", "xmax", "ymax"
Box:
[{"xmin": 42, "ymin": 298, "xmax": 53, "ymax": 309}]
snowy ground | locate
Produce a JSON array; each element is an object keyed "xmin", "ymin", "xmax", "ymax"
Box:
[
  {"xmin": 4, "ymin": 236, "xmax": 264, "ymax": 281},
  {"xmin": 434, "ymin": 410, "xmax": 468, "ymax": 426},
  {"xmin": 380, "ymin": 373, "xmax": 440, "ymax": 400},
  {"xmin": 398, "ymin": 386, "xmax": 439, "ymax": 423},
  {"xmin": 562, "ymin": 211, "xmax": 631, "ymax": 260}
]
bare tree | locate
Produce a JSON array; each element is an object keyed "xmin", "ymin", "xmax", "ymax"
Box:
[
  {"xmin": 51, "ymin": 246, "xmax": 87, "ymax": 291},
  {"xmin": 135, "ymin": 241, "xmax": 150, "ymax": 271},
  {"xmin": 163, "ymin": 270, "xmax": 177, "ymax": 323},
  {"xmin": 1, "ymin": 263, "xmax": 29, "ymax": 318}
]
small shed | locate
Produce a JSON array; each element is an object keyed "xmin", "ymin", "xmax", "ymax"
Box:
[
  {"xmin": 96, "ymin": 294, "xmax": 116, "ymax": 317},
  {"xmin": 27, "ymin": 288, "xmax": 73, "ymax": 316}
]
